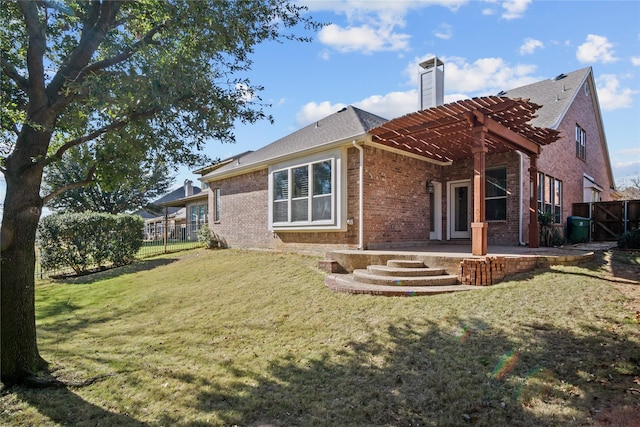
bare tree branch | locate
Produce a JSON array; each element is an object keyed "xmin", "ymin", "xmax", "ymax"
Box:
[
  {"xmin": 38, "ymin": 107, "xmax": 160, "ymax": 170},
  {"xmin": 17, "ymin": 0, "xmax": 47, "ymax": 109},
  {"xmin": 74, "ymin": 22, "xmax": 165, "ymax": 81},
  {"xmin": 1, "ymin": 58, "xmax": 30, "ymax": 93},
  {"xmin": 42, "ymin": 163, "xmax": 97, "ymax": 204},
  {"xmin": 46, "ymin": 1, "xmax": 122, "ymax": 109}
]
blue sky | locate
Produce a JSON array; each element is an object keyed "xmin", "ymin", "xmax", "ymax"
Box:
[
  {"xmin": 1, "ymin": 0, "xmax": 639, "ymax": 215},
  {"xmin": 192, "ymin": 0, "xmax": 640, "ymax": 189}
]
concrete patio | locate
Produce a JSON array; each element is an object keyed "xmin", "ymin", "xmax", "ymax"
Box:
[{"xmin": 320, "ymin": 242, "xmax": 613, "ymax": 296}]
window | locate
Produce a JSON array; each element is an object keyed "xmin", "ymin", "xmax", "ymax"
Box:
[
  {"xmin": 537, "ymin": 173, "xmax": 562, "ymax": 224},
  {"xmin": 213, "ymin": 188, "xmax": 221, "ymax": 222},
  {"xmin": 485, "ymin": 167, "xmax": 507, "ymax": 221},
  {"xmin": 575, "ymin": 124, "xmax": 586, "ymax": 160},
  {"xmin": 271, "ymin": 158, "xmax": 335, "ymax": 227},
  {"xmin": 537, "ymin": 172, "xmax": 544, "ymax": 215},
  {"xmin": 553, "ymin": 179, "xmax": 562, "ymax": 224},
  {"xmin": 190, "ymin": 204, "xmax": 208, "ymax": 230}
]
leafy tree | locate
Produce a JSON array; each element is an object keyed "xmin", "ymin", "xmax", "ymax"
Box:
[
  {"xmin": 43, "ymin": 144, "xmax": 174, "ymax": 214},
  {"xmin": 1, "ymin": 0, "xmax": 319, "ymax": 385}
]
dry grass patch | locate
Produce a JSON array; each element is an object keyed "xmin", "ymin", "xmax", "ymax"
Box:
[{"xmin": 1, "ymin": 248, "xmax": 639, "ymax": 426}]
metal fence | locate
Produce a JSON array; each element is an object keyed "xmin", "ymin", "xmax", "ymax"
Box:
[{"xmin": 35, "ymin": 224, "xmax": 204, "ymax": 280}]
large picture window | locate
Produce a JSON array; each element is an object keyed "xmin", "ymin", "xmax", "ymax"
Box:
[
  {"xmin": 271, "ymin": 158, "xmax": 334, "ymax": 226},
  {"xmin": 485, "ymin": 167, "xmax": 507, "ymax": 221}
]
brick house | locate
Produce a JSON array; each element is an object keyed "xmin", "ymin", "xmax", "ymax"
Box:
[{"xmin": 196, "ymin": 63, "xmax": 614, "ymax": 255}]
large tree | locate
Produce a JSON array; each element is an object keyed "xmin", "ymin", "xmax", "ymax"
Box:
[
  {"xmin": 43, "ymin": 144, "xmax": 174, "ymax": 214},
  {"xmin": 1, "ymin": 0, "xmax": 318, "ymax": 385}
]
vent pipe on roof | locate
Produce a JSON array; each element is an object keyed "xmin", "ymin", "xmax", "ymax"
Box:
[{"xmin": 418, "ymin": 56, "xmax": 444, "ymax": 110}]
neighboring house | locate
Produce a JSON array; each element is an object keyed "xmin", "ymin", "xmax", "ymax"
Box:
[
  {"xmin": 195, "ymin": 60, "xmax": 615, "ymax": 255},
  {"xmin": 138, "ymin": 180, "xmax": 202, "ymax": 240}
]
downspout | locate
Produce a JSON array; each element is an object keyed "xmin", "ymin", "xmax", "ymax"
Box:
[
  {"xmin": 517, "ymin": 150, "xmax": 526, "ymax": 246},
  {"xmin": 353, "ymin": 140, "xmax": 364, "ymax": 250}
]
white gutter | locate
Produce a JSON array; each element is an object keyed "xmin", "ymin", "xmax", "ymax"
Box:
[
  {"xmin": 353, "ymin": 140, "xmax": 364, "ymax": 250},
  {"xmin": 517, "ymin": 150, "xmax": 526, "ymax": 246}
]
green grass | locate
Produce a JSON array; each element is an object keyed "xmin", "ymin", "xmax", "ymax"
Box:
[{"xmin": 2, "ymin": 249, "xmax": 639, "ymax": 426}]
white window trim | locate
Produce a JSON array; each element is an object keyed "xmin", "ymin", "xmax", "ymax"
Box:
[
  {"xmin": 268, "ymin": 148, "xmax": 347, "ymax": 231},
  {"xmin": 485, "ymin": 166, "xmax": 507, "ymax": 222}
]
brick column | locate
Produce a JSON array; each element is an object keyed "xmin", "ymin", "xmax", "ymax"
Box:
[
  {"xmin": 471, "ymin": 126, "xmax": 488, "ymax": 256},
  {"xmin": 528, "ymin": 156, "xmax": 539, "ymax": 248}
]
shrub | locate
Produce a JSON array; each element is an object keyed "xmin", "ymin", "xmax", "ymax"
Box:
[
  {"xmin": 538, "ymin": 212, "xmax": 564, "ymax": 247},
  {"xmin": 197, "ymin": 224, "xmax": 220, "ymax": 249},
  {"xmin": 618, "ymin": 228, "xmax": 640, "ymax": 249},
  {"xmin": 38, "ymin": 212, "xmax": 143, "ymax": 274}
]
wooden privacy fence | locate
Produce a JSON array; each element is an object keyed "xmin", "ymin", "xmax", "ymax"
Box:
[{"xmin": 572, "ymin": 200, "xmax": 640, "ymax": 241}]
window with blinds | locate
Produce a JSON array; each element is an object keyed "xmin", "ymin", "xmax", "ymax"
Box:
[{"xmin": 271, "ymin": 158, "xmax": 334, "ymax": 226}]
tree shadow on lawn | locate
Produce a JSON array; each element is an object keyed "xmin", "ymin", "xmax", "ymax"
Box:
[
  {"xmin": 53, "ymin": 258, "xmax": 179, "ymax": 285},
  {"xmin": 11, "ymin": 384, "xmax": 149, "ymax": 427},
  {"xmin": 159, "ymin": 316, "xmax": 640, "ymax": 426},
  {"xmin": 549, "ymin": 250, "xmax": 640, "ymax": 285}
]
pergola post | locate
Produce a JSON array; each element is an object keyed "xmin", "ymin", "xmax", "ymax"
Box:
[
  {"xmin": 471, "ymin": 126, "xmax": 488, "ymax": 256},
  {"xmin": 528, "ymin": 156, "xmax": 540, "ymax": 248}
]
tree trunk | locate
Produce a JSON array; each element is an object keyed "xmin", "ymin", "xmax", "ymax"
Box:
[{"xmin": 1, "ymin": 128, "xmax": 50, "ymax": 386}]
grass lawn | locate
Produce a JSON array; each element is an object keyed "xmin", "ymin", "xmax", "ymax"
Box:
[{"xmin": 2, "ymin": 248, "xmax": 639, "ymax": 426}]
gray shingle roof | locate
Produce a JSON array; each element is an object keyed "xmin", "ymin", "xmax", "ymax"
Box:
[
  {"xmin": 136, "ymin": 186, "xmax": 201, "ymax": 218},
  {"xmin": 500, "ymin": 67, "xmax": 592, "ymax": 129},
  {"xmin": 203, "ymin": 68, "xmax": 595, "ymax": 181},
  {"xmin": 204, "ymin": 106, "xmax": 387, "ymax": 179}
]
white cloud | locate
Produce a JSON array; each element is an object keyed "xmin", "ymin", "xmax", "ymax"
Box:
[
  {"xmin": 235, "ymin": 83, "xmax": 254, "ymax": 102},
  {"xmin": 434, "ymin": 23, "xmax": 453, "ymax": 40},
  {"xmin": 519, "ymin": 38, "xmax": 543, "ymax": 55},
  {"xmin": 353, "ymin": 90, "xmax": 418, "ymax": 119},
  {"xmin": 297, "ymin": 54, "xmax": 545, "ymax": 126},
  {"xmin": 611, "ymin": 147, "xmax": 640, "ymax": 182},
  {"xmin": 296, "ymin": 101, "xmax": 348, "ymax": 126},
  {"xmin": 631, "ymin": 56, "xmax": 640, "ymax": 66},
  {"xmin": 406, "ymin": 55, "xmax": 538, "ymax": 95},
  {"xmin": 576, "ymin": 34, "xmax": 618, "ymax": 64},
  {"xmin": 595, "ymin": 74, "xmax": 637, "ymax": 111},
  {"xmin": 305, "ymin": 0, "xmax": 466, "ymax": 54},
  {"xmin": 295, "ymin": 91, "xmax": 418, "ymax": 127},
  {"xmin": 501, "ymin": 0, "xmax": 531, "ymax": 19},
  {"xmin": 318, "ymin": 23, "xmax": 410, "ymax": 54}
]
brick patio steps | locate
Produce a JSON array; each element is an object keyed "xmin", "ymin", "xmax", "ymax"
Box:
[
  {"xmin": 325, "ymin": 259, "xmax": 477, "ymax": 296},
  {"xmin": 353, "ymin": 270, "xmax": 458, "ymax": 286},
  {"xmin": 364, "ymin": 265, "xmax": 448, "ymax": 277}
]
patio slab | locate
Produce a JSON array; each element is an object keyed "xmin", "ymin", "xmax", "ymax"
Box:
[{"xmin": 322, "ymin": 242, "xmax": 604, "ymax": 275}]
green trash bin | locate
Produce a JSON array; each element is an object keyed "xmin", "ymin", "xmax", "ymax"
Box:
[{"xmin": 568, "ymin": 216, "xmax": 590, "ymax": 243}]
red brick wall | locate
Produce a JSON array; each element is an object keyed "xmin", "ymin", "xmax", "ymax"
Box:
[
  {"xmin": 439, "ymin": 151, "xmax": 524, "ymax": 246},
  {"xmin": 207, "ymin": 152, "xmax": 360, "ymax": 255},
  {"xmin": 361, "ymin": 146, "xmax": 439, "ymax": 248},
  {"xmin": 208, "ymin": 169, "xmax": 274, "ymax": 249},
  {"xmin": 537, "ymin": 78, "xmax": 613, "ymax": 206},
  {"xmin": 519, "ymin": 77, "xmax": 613, "ymax": 243}
]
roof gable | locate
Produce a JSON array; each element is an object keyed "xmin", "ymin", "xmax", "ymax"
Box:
[
  {"xmin": 204, "ymin": 106, "xmax": 387, "ymax": 179},
  {"xmin": 500, "ymin": 67, "xmax": 591, "ymax": 129}
]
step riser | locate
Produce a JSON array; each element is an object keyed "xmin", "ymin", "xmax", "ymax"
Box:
[
  {"xmin": 353, "ymin": 270, "xmax": 458, "ymax": 287},
  {"xmin": 367, "ymin": 265, "xmax": 446, "ymax": 277},
  {"xmin": 387, "ymin": 260, "xmax": 425, "ymax": 268},
  {"xmin": 325, "ymin": 274, "xmax": 475, "ymax": 297}
]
